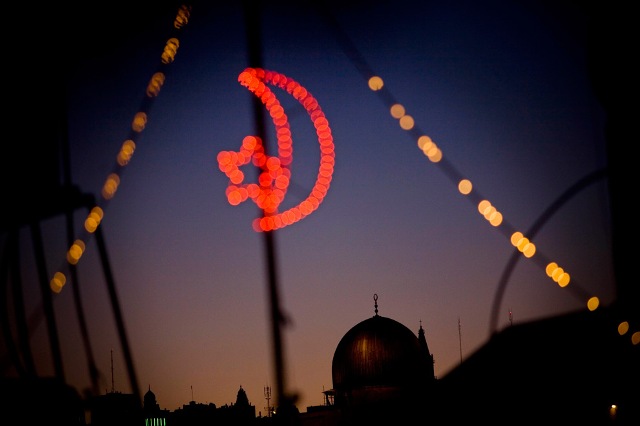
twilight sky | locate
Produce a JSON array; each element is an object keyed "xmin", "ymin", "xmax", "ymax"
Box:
[{"xmin": 5, "ymin": 0, "xmax": 617, "ymax": 414}]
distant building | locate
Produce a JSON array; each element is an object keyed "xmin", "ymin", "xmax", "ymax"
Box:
[
  {"xmin": 165, "ymin": 385, "xmax": 256, "ymax": 426},
  {"xmin": 89, "ymin": 390, "xmax": 142, "ymax": 426},
  {"xmin": 143, "ymin": 386, "xmax": 170, "ymax": 425},
  {"xmin": 168, "ymin": 399, "xmax": 217, "ymax": 426},
  {"xmin": 300, "ymin": 295, "xmax": 437, "ymax": 425},
  {"xmin": 217, "ymin": 385, "xmax": 257, "ymax": 426}
]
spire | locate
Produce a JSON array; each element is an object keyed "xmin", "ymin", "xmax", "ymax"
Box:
[
  {"xmin": 418, "ymin": 320, "xmax": 436, "ymax": 382},
  {"xmin": 418, "ymin": 320, "xmax": 429, "ymax": 353},
  {"xmin": 143, "ymin": 384, "xmax": 157, "ymax": 409},
  {"xmin": 236, "ymin": 385, "xmax": 250, "ymax": 407},
  {"xmin": 373, "ymin": 293, "xmax": 379, "ymax": 316}
]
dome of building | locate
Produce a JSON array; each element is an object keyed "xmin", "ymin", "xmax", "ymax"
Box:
[
  {"xmin": 235, "ymin": 385, "xmax": 249, "ymax": 407},
  {"xmin": 143, "ymin": 385, "xmax": 157, "ymax": 409},
  {"xmin": 332, "ymin": 314, "xmax": 423, "ymax": 391},
  {"xmin": 330, "ymin": 295, "xmax": 435, "ymax": 412}
]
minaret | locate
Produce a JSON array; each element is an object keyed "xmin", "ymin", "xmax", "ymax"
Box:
[{"xmin": 418, "ymin": 320, "xmax": 436, "ymax": 382}]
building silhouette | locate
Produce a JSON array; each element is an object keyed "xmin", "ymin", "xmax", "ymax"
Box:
[
  {"xmin": 143, "ymin": 386, "xmax": 170, "ymax": 425},
  {"xmin": 90, "ymin": 390, "xmax": 143, "ymax": 426},
  {"xmin": 83, "ymin": 296, "xmax": 438, "ymax": 426},
  {"xmin": 88, "ymin": 384, "xmax": 257, "ymax": 426},
  {"xmin": 168, "ymin": 399, "xmax": 217, "ymax": 426},
  {"xmin": 3, "ymin": 298, "xmax": 637, "ymax": 425},
  {"xmin": 323, "ymin": 297, "xmax": 436, "ymax": 425},
  {"xmin": 77, "ymin": 297, "xmax": 638, "ymax": 426},
  {"xmin": 215, "ymin": 385, "xmax": 257, "ymax": 426},
  {"xmin": 433, "ymin": 306, "xmax": 639, "ymax": 424}
]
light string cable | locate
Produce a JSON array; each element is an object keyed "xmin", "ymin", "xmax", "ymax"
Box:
[
  {"xmin": 29, "ymin": 4, "xmax": 194, "ymax": 400},
  {"xmin": 48, "ymin": 4, "xmax": 193, "ymax": 296},
  {"xmin": 316, "ymin": 5, "xmax": 638, "ymax": 345}
]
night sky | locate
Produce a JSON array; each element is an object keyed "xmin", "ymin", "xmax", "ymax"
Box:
[{"xmin": 3, "ymin": 0, "xmax": 622, "ymax": 414}]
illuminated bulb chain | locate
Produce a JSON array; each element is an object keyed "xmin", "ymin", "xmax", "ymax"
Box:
[
  {"xmin": 317, "ymin": 13, "xmax": 627, "ymax": 332},
  {"xmin": 366, "ymin": 75, "xmax": 638, "ymax": 345},
  {"xmin": 50, "ymin": 4, "xmax": 193, "ymax": 294},
  {"xmin": 372, "ymin": 76, "xmax": 578, "ymax": 292},
  {"xmin": 46, "ymin": 5, "xmax": 637, "ymax": 346},
  {"xmin": 301, "ymin": 9, "xmax": 640, "ymax": 344}
]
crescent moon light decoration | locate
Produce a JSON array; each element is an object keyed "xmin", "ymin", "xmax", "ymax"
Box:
[{"xmin": 217, "ymin": 67, "xmax": 335, "ymax": 232}]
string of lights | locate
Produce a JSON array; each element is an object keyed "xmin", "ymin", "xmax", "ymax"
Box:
[
  {"xmin": 317, "ymin": 6, "xmax": 638, "ymax": 346},
  {"xmin": 48, "ymin": 4, "xmax": 193, "ymax": 296},
  {"xmin": 45, "ymin": 2, "xmax": 638, "ymax": 350}
]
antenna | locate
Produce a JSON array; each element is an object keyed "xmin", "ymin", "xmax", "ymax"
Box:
[
  {"xmin": 458, "ymin": 317, "xmax": 462, "ymax": 364},
  {"xmin": 191, "ymin": 385, "xmax": 194, "ymax": 402},
  {"xmin": 509, "ymin": 307, "xmax": 513, "ymax": 326},
  {"xmin": 264, "ymin": 385, "xmax": 272, "ymax": 417},
  {"xmin": 110, "ymin": 349, "xmax": 115, "ymax": 393}
]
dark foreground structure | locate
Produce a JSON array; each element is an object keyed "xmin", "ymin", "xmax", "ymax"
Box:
[
  {"xmin": 435, "ymin": 306, "xmax": 639, "ymax": 424},
  {"xmin": 295, "ymin": 302, "xmax": 638, "ymax": 426}
]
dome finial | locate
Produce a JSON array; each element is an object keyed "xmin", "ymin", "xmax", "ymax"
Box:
[{"xmin": 373, "ymin": 293, "xmax": 378, "ymax": 316}]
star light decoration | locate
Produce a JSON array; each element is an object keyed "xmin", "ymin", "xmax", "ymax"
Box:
[{"xmin": 217, "ymin": 67, "xmax": 335, "ymax": 232}]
